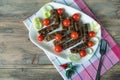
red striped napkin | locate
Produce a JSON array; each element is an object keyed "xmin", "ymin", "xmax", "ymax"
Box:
[{"xmin": 23, "ymin": 0, "xmax": 120, "ymax": 80}]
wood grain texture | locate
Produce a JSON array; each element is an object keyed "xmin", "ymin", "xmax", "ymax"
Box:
[{"xmin": 0, "ymin": 0, "xmax": 120, "ymax": 80}]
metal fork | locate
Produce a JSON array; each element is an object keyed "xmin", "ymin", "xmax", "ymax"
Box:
[{"xmin": 95, "ymin": 39, "xmax": 108, "ymax": 80}]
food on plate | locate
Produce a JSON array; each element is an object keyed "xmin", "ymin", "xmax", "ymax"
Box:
[
  {"xmin": 86, "ymin": 48, "xmax": 93, "ymax": 54},
  {"xmin": 79, "ymin": 50, "xmax": 87, "ymax": 57},
  {"xmin": 43, "ymin": 4, "xmax": 54, "ymax": 18},
  {"xmin": 63, "ymin": 19, "xmax": 71, "ymax": 27},
  {"xmin": 70, "ymin": 43, "xmax": 87, "ymax": 53},
  {"xmin": 43, "ymin": 10, "xmax": 51, "ymax": 18},
  {"xmin": 38, "ymin": 35, "xmax": 44, "ymax": 42},
  {"xmin": 67, "ymin": 53, "xmax": 80, "ymax": 62},
  {"xmin": 57, "ymin": 8, "xmax": 64, "ymax": 15},
  {"xmin": 38, "ymin": 24, "xmax": 59, "ymax": 36},
  {"xmin": 83, "ymin": 24, "xmax": 89, "ymax": 43},
  {"xmin": 71, "ymin": 31, "xmax": 79, "ymax": 40},
  {"xmin": 62, "ymin": 37, "xmax": 82, "ymax": 50},
  {"xmin": 89, "ymin": 31, "xmax": 96, "ymax": 38},
  {"xmin": 33, "ymin": 18, "xmax": 42, "ymax": 31},
  {"xmin": 72, "ymin": 13, "xmax": 81, "ymax": 21},
  {"xmin": 54, "ymin": 45, "xmax": 63, "ymax": 53},
  {"xmin": 90, "ymin": 37, "xmax": 99, "ymax": 44},
  {"xmin": 55, "ymin": 33, "xmax": 62, "ymax": 41},
  {"xmin": 51, "ymin": 9, "xmax": 60, "ymax": 25},
  {"xmin": 45, "ymin": 30, "xmax": 66, "ymax": 41},
  {"xmin": 33, "ymin": 5, "xmax": 99, "ymax": 61},
  {"xmin": 42, "ymin": 18, "xmax": 50, "ymax": 26},
  {"xmin": 53, "ymin": 32, "xmax": 71, "ymax": 45},
  {"xmin": 87, "ymin": 41, "xmax": 94, "ymax": 47},
  {"xmin": 90, "ymin": 21, "xmax": 100, "ymax": 32}
]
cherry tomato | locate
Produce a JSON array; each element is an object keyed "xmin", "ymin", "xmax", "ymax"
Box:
[
  {"xmin": 63, "ymin": 19, "xmax": 71, "ymax": 27},
  {"xmin": 72, "ymin": 13, "xmax": 80, "ymax": 21},
  {"xmin": 87, "ymin": 41, "xmax": 94, "ymax": 47},
  {"xmin": 54, "ymin": 45, "xmax": 63, "ymax": 53},
  {"xmin": 38, "ymin": 35, "xmax": 44, "ymax": 42},
  {"xmin": 89, "ymin": 31, "xmax": 96, "ymax": 38},
  {"xmin": 55, "ymin": 34, "xmax": 62, "ymax": 41},
  {"xmin": 71, "ymin": 31, "xmax": 79, "ymax": 39},
  {"xmin": 57, "ymin": 8, "xmax": 64, "ymax": 15},
  {"xmin": 42, "ymin": 18, "xmax": 50, "ymax": 26},
  {"xmin": 60, "ymin": 64, "xmax": 68, "ymax": 69},
  {"xmin": 79, "ymin": 50, "xmax": 87, "ymax": 57}
]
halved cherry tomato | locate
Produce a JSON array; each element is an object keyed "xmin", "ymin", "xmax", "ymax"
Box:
[
  {"xmin": 89, "ymin": 31, "xmax": 96, "ymax": 38},
  {"xmin": 71, "ymin": 31, "xmax": 79, "ymax": 39},
  {"xmin": 55, "ymin": 34, "xmax": 62, "ymax": 41},
  {"xmin": 42, "ymin": 18, "xmax": 50, "ymax": 26},
  {"xmin": 79, "ymin": 50, "xmax": 86, "ymax": 57},
  {"xmin": 72, "ymin": 13, "xmax": 80, "ymax": 21},
  {"xmin": 54, "ymin": 45, "xmax": 63, "ymax": 53},
  {"xmin": 63, "ymin": 19, "xmax": 71, "ymax": 27},
  {"xmin": 57, "ymin": 8, "xmax": 64, "ymax": 15},
  {"xmin": 38, "ymin": 35, "xmax": 44, "ymax": 42},
  {"xmin": 87, "ymin": 41, "xmax": 94, "ymax": 47}
]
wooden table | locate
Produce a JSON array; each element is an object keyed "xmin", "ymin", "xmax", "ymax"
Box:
[{"xmin": 0, "ymin": 0, "xmax": 120, "ymax": 80}]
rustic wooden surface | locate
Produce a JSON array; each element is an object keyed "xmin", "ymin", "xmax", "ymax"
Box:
[{"xmin": 0, "ymin": 0, "xmax": 120, "ymax": 80}]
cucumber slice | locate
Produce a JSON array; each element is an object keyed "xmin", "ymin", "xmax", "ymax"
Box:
[
  {"xmin": 33, "ymin": 18, "xmax": 42, "ymax": 31},
  {"xmin": 86, "ymin": 48, "xmax": 93, "ymax": 54},
  {"xmin": 43, "ymin": 10, "xmax": 51, "ymax": 18},
  {"xmin": 67, "ymin": 53, "xmax": 80, "ymax": 62},
  {"xmin": 90, "ymin": 37, "xmax": 99, "ymax": 44},
  {"xmin": 43, "ymin": 4, "xmax": 53, "ymax": 18},
  {"xmin": 43, "ymin": 4, "xmax": 54, "ymax": 11},
  {"xmin": 90, "ymin": 21, "xmax": 100, "ymax": 32}
]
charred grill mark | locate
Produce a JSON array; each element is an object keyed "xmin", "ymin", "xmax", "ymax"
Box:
[
  {"xmin": 53, "ymin": 32, "xmax": 71, "ymax": 45},
  {"xmin": 38, "ymin": 24, "xmax": 59, "ymax": 36},
  {"xmin": 70, "ymin": 43, "xmax": 87, "ymax": 53},
  {"xmin": 45, "ymin": 30, "xmax": 66, "ymax": 41},
  {"xmin": 62, "ymin": 36, "xmax": 82, "ymax": 50},
  {"xmin": 83, "ymin": 24, "xmax": 89, "ymax": 43}
]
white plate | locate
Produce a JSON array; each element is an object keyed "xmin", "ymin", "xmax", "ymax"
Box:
[{"xmin": 29, "ymin": 2, "xmax": 101, "ymax": 64}]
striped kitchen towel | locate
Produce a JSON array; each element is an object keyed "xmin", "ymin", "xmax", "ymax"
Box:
[{"xmin": 23, "ymin": 0, "xmax": 120, "ymax": 80}]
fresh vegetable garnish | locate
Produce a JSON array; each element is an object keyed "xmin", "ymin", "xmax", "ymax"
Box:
[
  {"xmin": 60, "ymin": 63, "xmax": 68, "ymax": 69},
  {"xmin": 89, "ymin": 31, "xmax": 96, "ymax": 38},
  {"xmin": 67, "ymin": 54, "xmax": 80, "ymax": 62},
  {"xmin": 86, "ymin": 48, "xmax": 93, "ymax": 54},
  {"xmin": 71, "ymin": 31, "xmax": 79, "ymax": 39},
  {"xmin": 38, "ymin": 35, "xmax": 44, "ymax": 42},
  {"xmin": 57, "ymin": 8, "xmax": 64, "ymax": 15},
  {"xmin": 43, "ymin": 18, "xmax": 50, "ymax": 26},
  {"xmin": 33, "ymin": 18, "xmax": 42, "ymax": 31},
  {"xmin": 87, "ymin": 41, "xmax": 94, "ymax": 47},
  {"xmin": 43, "ymin": 10, "xmax": 51, "ymax": 18},
  {"xmin": 43, "ymin": 4, "xmax": 53, "ymax": 18},
  {"xmin": 72, "ymin": 13, "xmax": 80, "ymax": 21},
  {"xmin": 90, "ymin": 37, "xmax": 99, "ymax": 44},
  {"xmin": 79, "ymin": 50, "xmax": 87, "ymax": 57},
  {"xmin": 37, "ymin": 6, "xmax": 100, "ymax": 60},
  {"xmin": 55, "ymin": 33, "xmax": 62, "ymax": 41},
  {"xmin": 63, "ymin": 19, "xmax": 71, "ymax": 27},
  {"xmin": 54, "ymin": 45, "xmax": 63, "ymax": 53},
  {"xmin": 43, "ymin": 4, "xmax": 54, "ymax": 11},
  {"xmin": 90, "ymin": 21, "xmax": 100, "ymax": 32}
]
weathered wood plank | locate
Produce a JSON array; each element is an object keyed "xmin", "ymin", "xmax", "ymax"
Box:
[
  {"xmin": 0, "ymin": 21, "xmax": 51, "ymax": 65},
  {"xmin": 0, "ymin": 68, "xmax": 63, "ymax": 80},
  {"xmin": 0, "ymin": 65, "xmax": 54, "ymax": 69},
  {"xmin": 101, "ymin": 62, "xmax": 120, "ymax": 80},
  {"xmin": 0, "ymin": 0, "xmax": 51, "ymax": 20}
]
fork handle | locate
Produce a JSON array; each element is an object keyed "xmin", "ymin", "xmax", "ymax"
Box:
[{"xmin": 95, "ymin": 54, "xmax": 104, "ymax": 80}]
